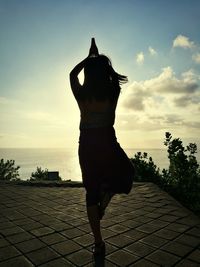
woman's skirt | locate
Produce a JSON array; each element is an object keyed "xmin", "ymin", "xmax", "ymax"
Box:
[{"xmin": 78, "ymin": 126, "xmax": 135, "ymax": 205}]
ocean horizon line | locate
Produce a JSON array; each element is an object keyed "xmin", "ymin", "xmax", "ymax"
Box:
[{"xmin": 0, "ymin": 147, "xmax": 168, "ymax": 150}]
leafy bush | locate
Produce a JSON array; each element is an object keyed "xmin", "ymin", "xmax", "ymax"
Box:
[
  {"xmin": 30, "ymin": 167, "xmax": 62, "ymax": 181},
  {"xmin": 0, "ymin": 159, "xmax": 20, "ymax": 181},
  {"xmin": 161, "ymin": 132, "xmax": 200, "ymax": 211},
  {"xmin": 30, "ymin": 167, "xmax": 48, "ymax": 181},
  {"xmin": 130, "ymin": 132, "xmax": 200, "ymax": 214},
  {"xmin": 130, "ymin": 152, "xmax": 161, "ymax": 183}
]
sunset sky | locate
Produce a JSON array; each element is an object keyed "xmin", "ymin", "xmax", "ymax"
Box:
[{"xmin": 1, "ymin": 0, "xmax": 200, "ymax": 149}]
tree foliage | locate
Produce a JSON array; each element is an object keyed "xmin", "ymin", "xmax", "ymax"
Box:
[
  {"xmin": 131, "ymin": 132, "xmax": 200, "ymax": 214},
  {"xmin": 30, "ymin": 167, "xmax": 62, "ymax": 181},
  {"xmin": 131, "ymin": 152, "xmax": 160, "ymax": 183},
  {"xmin": 0, "ymin": 159, "xmax": 20, "ymax": 181},
  {"xmin": 30, "ymin": 167, "xmax": 48, "ymax": 181}
]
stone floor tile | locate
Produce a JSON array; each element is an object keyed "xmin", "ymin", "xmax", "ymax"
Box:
[
  {"xmin": 186, "ymin": 227, "xmax": 200, "ymax": 238},
  {"xmin": 120, "ymin": 219, "xmax": 141, "ymax": 228},
  {"xmin": 40, "ymin": 257, "xmax": 76, "ymax": 266},
  {"xmin": 0, "ymin": 222, "xmax": 15, "ymax": 230},
  {"xmin": 154, "ymin": 228, "xmax": 180, "ymax": 240},
  {"xmin": 107, "ymin": 224, "xmax": 130, "ymax": 234},
  {"xmin": 134, "ymin": 216, "xmax": 153, "ymax": 223},
  {"xmin": 5, "ymin": 211, "xmax": 26, "ymax": 221},
  {"xmin": 30, "ymin": 226, "xmax": 55, "ymax": 237},
  {"xmin": 104, "ymin": 243, "xmax": 118, "ymax": 255},
  {"xmin": 109, "ymin": 215, "xmax": 127, "ymax": 223},
  {"xmin": 187, "ymin": 249, "xmax": 200, "ymax": 263},
  {"xmin": 161, "ymin": 241, "xmax": 193, "ymax": 257},
  {"xmin": 175, "ymin": 259, "xmax": 200, "ymax": 267},
  {"xmin": 0, "ymin": 238, "xmax": 10, "ymax": 248},
  {"xmin": 107, "ymin": 250, "xmax": 139, "ymax": 266},
  {"xmin": 51, "ymin": 240, "xmax": 81, "ymax": 255},
  {"xmin": 130, "ymin": 258, "xmax": 159, "ymax": 266},
  {"xmin": 150, "ymin": 219, "xmax": 170, "ymax": 228},
  {"xmin": 67, "ymin": 218, "xmax": 88, "ymax": 227},
  {"xmin": 0, "ymin": 226, "xmax": 24, "ymax": 237},
  {"xmin": 73, "ymin": 233, "xmax": 94, "ymax": 247},
  {"xmin": 125, "ymin": 241, "xmax": 156, "ymax": 257},
  {"xmin": 40, "ymin": 232, "xmax": 66, "ymax": 245},
  {"xmin": 13, "ymin": 218, "xmax": 35, "ymax": 226},
  {"xmin": 159, "ymin": 214, "xmax": 179, "ymax": 222},
  {"xmin": 174, "ymin": 234, "xmax": 200, "ymax": 247},
  {"xmin": 61, "ymin": 227, "xmax": 85, "ymax": 239},
  {"xmin": 0, "ymin": 218, "xmax": 9, "ymax": 223},
  {"xmin": 0, "ymin": 245, "xmax": 21, "ymax": 261},
  {"xmin": 101, "ymin": 219, "xmax": 116, "ymax": 228},
  {"xmin": 67, "ymin": 249, "xmax": 92, "ymax": 265},
  {"xmin": 177, "ymin": 216, "xmax": 200, "ymax": 227},
  {"xmin": 123, "ymin": 229, "xmax": 147, "ymax": 241},
  {"xmin": 21, "ymin": 222, "xmax": 44, "ymax": 231},
  {"xmin": 76, "ymin": 223, "xmax": 91, "ymax": 233},
  {"xmin": 165, "ymin": 222, "xmax": 190, "ymax": 233},
  {"xmin": 0, "ymin": 255, "xmax": 34, "ymax": 267},
  {"xmin": 86, "ymin": 241, "xmax": 118, "ymax": 256},
  {"xmin": 106, "ymin": 234, "xmax": 134, "ymax": 248},
  {"xmin": 101, "ymin": 228, "xmax": 117, "ymax": 239},
  {"xmin": 49, "ymin": 222, "xmax": 73, "ymax": 231},
  {"xmin": 84, "ymin": 259, "xmax": 116, "ymax": 267},
  {"xmin": 1, "ymin": 183, "xmax": 200, "ymax": 267},
  {"xmin": 26, "ymin": 246, "xmax": 59, "ymax": 265},
  {"xmin": 145, "ymin": 212, "xmax": 163, "ymax": 219},
  {"xmin": 15, "ymin": 238, "xmax": 46, "ymax": 253},
  {"xmin": 146, "ymin": 250, "xmax": 180, "ymax": 266},
  {"xmin": 6, "ymin": 232, "xmax": 33, "ymax": 244},
  {"xmin": 136, "ymin": 223, "xmax": 158, "ymax": 234}
]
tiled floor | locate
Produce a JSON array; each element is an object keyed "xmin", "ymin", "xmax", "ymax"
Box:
[{"xmin": 0, "ymin": 182, "xmax": 199, "ymax": 266}]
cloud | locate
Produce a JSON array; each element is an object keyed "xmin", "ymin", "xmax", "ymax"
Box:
[
  {"xmin": 122, "ymin": 67, "xmax": 200, "ymax": 111},
  {"xmin": 148, "ymin": 46, "xmax": 157, "ymax": 56},
  {"xmin": 136, "ymin": 52, "xmax": 144, "ymax": 65},
  {"xmin": 173, "ymin": 34, "xmax": 194, "ymax": 49},
  {"xmin": 192, "ymin": 53, "xmax": 200, "ymax": 64},
  {"xmin": 174, "ymin": 94, "xmax": 200, "ymax": 107},
  {"xmin": 123, "ymin": 82, "xmax": 151, "ymax": 111}
]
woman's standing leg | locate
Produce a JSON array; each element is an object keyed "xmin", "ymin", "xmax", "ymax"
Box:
[{"xmin": 87, "ymin": 205, "xmax": 103, "ymax": 244}]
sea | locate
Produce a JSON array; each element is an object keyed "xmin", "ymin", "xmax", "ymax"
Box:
[{"xmin": 0, "ymin": 148, "xmax": 199, "ymax": 181}]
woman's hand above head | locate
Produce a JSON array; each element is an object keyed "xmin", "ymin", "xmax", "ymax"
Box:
[{"xmin": 88, "ymin": 38, "xmax": 99, "ymax": 57}]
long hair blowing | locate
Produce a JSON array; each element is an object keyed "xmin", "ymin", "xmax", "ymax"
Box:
[{"xmin": 78, "ymin": 55, "xmax": 128, "ymax": 102}]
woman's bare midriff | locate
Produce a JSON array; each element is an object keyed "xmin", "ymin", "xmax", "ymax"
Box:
[{"xmin": 78, "ymin": 99, "xmax": 116, "ymax": 124}]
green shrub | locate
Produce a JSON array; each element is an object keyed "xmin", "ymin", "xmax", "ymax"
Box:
[
  {"xmin": 162, "ymin": 132, "xmax": 200, "ymax": 212},
  {"xmin": 30, "ymin": 167, "xmax": 62, "ymax": 181},
  {"xmin": 130, "ymin": 132, "xmax": 200, "ymax": 214},
  {"xmin": 130, "ymin": 152, "xmax": 161, "ymax": 183},
  {"xmin": 0, "ymin": 159, "xmax": 20, "ymax": 181},
  {"xmin": 30, "ymin": 167, "xmax": 48, "ymax": 181}
]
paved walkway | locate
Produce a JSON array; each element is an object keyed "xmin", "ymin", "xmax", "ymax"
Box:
[{"xmin": 0, "ymin": 182, "xmax": 199, "ymax": 267}]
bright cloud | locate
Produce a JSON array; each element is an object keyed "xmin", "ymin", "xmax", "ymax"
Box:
[
  {"xmin": 192, "ymin": 53, "xmax": 200, "ymax": 64},
  {"xmin": 148, "ymin": 46, "xmax": 157, "ymax": 56},
  {"xmin": 122, "ymin": 67, "xmax": 200, "ymax": 112},
  {"xmin": 173, "ymin": 34, "xmax": 194, "ymax": 49},
  {"xmin": 136, "ymin": 52, "xmax": 144, "ymax": 64}
]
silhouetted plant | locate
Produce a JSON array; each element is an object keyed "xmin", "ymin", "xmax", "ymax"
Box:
[
  {"xmin": 130, "ymin": 152, "xmax": 161, "ymax": 183},
  {"xmin": 130, "ymin": 132, "xmax": 200, "ymax": 214},
  {"xmin": 30, "ymin": 167, "xmax": 62, "ymax": 181},
  {"xmin": 30, "ymin": 167, "xmax": 48, "ymax": 181},
  {"xmin": 0, "ymin": 159, "xmax": 20, "ymax": 181},
  {"xmin": 162, "ymin": 132, "xmax": 200, "ymax": 211}
]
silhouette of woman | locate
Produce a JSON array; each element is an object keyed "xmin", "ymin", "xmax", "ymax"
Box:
[{"xmin": 70, "ymin": 38, "xmax": 135, "ymax": 258}]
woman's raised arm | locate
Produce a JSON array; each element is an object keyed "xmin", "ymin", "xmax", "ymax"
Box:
[{"xmin": 69, "ymin": 57, "xmax": 88, "ymax": 98}]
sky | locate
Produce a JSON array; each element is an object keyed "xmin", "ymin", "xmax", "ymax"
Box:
[{"xmin": 0, "ymin": 0, "xmax": 200, "ymax": 149}]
